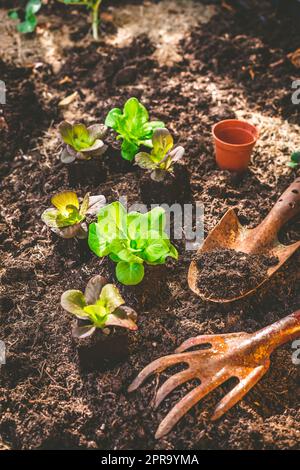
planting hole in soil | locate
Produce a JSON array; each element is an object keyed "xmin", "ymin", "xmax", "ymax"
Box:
[{"xmin": 0, "ymin": 0, "xmax": 300, "ymax": 453}]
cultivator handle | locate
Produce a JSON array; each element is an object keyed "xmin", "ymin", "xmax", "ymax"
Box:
[{"xmin": 244, "ymin": 178, "xmax": 300, "ymax": 253}]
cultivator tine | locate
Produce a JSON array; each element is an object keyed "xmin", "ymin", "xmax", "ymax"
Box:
[
  {"xmin": 128, "ymin": 353, "xmax": 191, "ymax": 392},
  {"xmin": 211, "ymin": 364, "xmax": 269, "ymax": 421},
  {"xmin": 154, "ymin": 370, "xmax": 194, "ymax": 409},
  {"xmin": 155, "ymin": 368, "xmax": 229, "ymax": 439},
  {"xmin": 175, "ymin": 335, "xmax": 218, "ymax": 353},
  {"xmin": 175, "ymin": 332, "xmax": 245, "ymax": 353}
]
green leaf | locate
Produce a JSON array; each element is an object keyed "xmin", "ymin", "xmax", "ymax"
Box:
[
  {"xmin": 143, "ymin": 239, "xmax": 170, "ymax": 263},
  {"xmin": 17, "ymin": 16, "xmax": 37, "ymax": 33},
  {"xmin": 8, "ymin": 10, "xmax": 19, "ymax": 20},
  {"xmin": 51, "ymin": 191, "xmax": 80, "ymax": 213},
  {"xmin": 58, "ymin": 121, "xmax": 74, "ymax": 146},
  {"xmin": 84, "ymin": 275, "xmax": 106, "ymax": 305},
  {"xmin": 116, "ymin": 262, "xmax": 145, "ymax": 285},
  {"xmin": 100, "ymin": 284, "xmax": 125, "ymax": 313},
  {"xmin": 121, "ymin": 140, "xmax": 139, "ymax": 161},
  {"xmin": 72, "ymin": 325, "xmax": 96, "ymax": 338},
  {"xmin": 72, "ymin": 124, "xmax": 92, "ymax": 150},
  {"xmin": 87, "ymin": 124, "xmax": 107, "ymax": 141},
  {"xmin": 41, "ymin": 208, "xmax": 59, "ymax": 228},
  {"xmin": 117, "ymin": 249, "xmax": 143, "ymax": 264},
  {"xmin": 97, "ymin": 201, "xmax": 127, "ymax": 238},
  {"xmin": 79, "ymin": 193, "xmax": 89, "ymax": 217},
  {"xmin": 88, "ymin": 222, "xmax": 111, "ymax": 257},
  {"xmin": 291, "ymin": 151, "xmax": 300, "ymax": 164},
  {"xmin": 61, "ymin": 290, "xmax": 88, "ymax": 318},
  {"xmin": 83, "ymin": 302, "xmax": 109, "ymax": 328},
  {"xmin": 105, "ymin": 108, "xmax": 122, "ymax": 128},
  {"xmin": 127, "ymin": 212, "xmax": 145, "ymax": 240},
  {"xmin": 106, "ymin": 307, "xmax": 138, "ymax": 331},
  {"xmin": 124, "ymin": 97, "xmax": 149, "ymax": 124},
  {"xmin": 144, "ymin": 206, "xmax": 166, "ymax": 233},
  {"xmin": 135, "ymin": 152, "xmax": 158, "ymax": 170},
  {"xmin": 26, "ymin": 0, "xmax": 42, "ymax": 16}
]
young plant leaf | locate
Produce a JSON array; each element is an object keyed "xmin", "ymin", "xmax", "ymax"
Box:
[
  {"xmin": 116, "ymin": 262, "xmax": 145, "ymax": 286},
  {"xmin": 42, "ymin": 191, "xmax": 105, "ymax": 239},
  {"xmin": 288, "ymin": 151, "xmax": 300, "ymax": 168},
  {"xmin": 62, "ymin": 0, "xmax": 103, "ymax": 40},
  {"xmin": 61, "ymin": 276, "xmax": 138, "ymax": 337},
  {"xmin": 88, "ymin": 202, "xmax": 178, "ymax": 285},
  {"xmin": 61, "ymin": 290, "xmax": 88, "ymax": 319},
  {"xmin": 11, "ymin": 0, "xmax": 42, "ymax": 34},
  {"xmin": 84, "ymin": 275, "xmax": 107, "ymax": 305},
  {"xmin": 135, "ymin": 128, "xmax": 185, "ymax": 181}
]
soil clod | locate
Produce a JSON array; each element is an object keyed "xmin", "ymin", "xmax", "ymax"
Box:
[{"xmin": 195, "ymin": 248, "xmax": 279, "ymax": 299}]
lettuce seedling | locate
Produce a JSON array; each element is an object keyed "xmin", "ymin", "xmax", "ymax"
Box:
[
  {"xmin": 59, "ymin": 1, "xmax": 103, "ymax": 40},
  {"xmin": 42, "ymin": 191, "xmax": 106, "ymax": 239},
  {"xmin": 8, "ymin": 0, "xmax": 41, "ymax": 34},
  {"xmin": 58, "ymin": 121, "xmax": 107, "ymax": 163},
  {"xmin": 135, "ymin": 128, "xmax": 185, "ymax": 182},
  {"xmin": 61, "ymin": 275, "xmax": 138, "ymax": 338},
  {"xmin": 105, "ymin": 97, "xmax": 165, "ymax": 161},
  {"xmin": 288, "ymin": 151, "xmax": 300, "ymax": 169},
  {"xmin": 88, "ymin": 202, "xmax": 178, "ymax": 285}
]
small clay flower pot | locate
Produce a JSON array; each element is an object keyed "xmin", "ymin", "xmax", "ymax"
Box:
[{"xmin": 212, "ymin": 119, "xmax": 258, "ymax": 172}]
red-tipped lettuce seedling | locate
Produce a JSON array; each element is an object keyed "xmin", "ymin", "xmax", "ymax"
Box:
[
  {"xmin": 58, "ymin": 121, "xmax": 107, "ymax": 163},
  {"xmin": 42, "ymin": 191, "xmax": 106, "ymax": 239},
  {"xmin": 105, "ymin": 97, "xmax": 165, "ymax": 161},
  {"xmin": 135, "ymin": 128, "xmax": 185, "ymax": 182},
  {"xmin": 88, "ymin": 202, "xmax": 178, "ymax": 285},
  {"xmin": 61, "ymin": 275, "xmax": 138, "ymax": 338}
]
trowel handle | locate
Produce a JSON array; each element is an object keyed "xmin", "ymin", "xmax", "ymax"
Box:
[{"xmin": 256, "ymin": 179, "xmax": 300, "ymax": 243}]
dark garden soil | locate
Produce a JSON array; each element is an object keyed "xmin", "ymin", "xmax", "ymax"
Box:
[
  {"xmin": 0, "ymin": 0, "xmax": 300, "ymax": 450},
  {"xmin": 195, "ymin": 249, "xmax": 279, "ymax": 299}
]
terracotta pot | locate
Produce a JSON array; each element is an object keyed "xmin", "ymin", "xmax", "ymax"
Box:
[{"xmin": 212, "ymin": 119, "xmax": 258, "ymax": 172}]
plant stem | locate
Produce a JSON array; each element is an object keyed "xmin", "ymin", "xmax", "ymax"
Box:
[{"xmin": 91, "ymin": 0, "xmax": 101, "ymax": 41}]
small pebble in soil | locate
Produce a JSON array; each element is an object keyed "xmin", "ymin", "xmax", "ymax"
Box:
[{"xmin": 195, "ymin": 248, "xmax": 279, "ymax": 299}]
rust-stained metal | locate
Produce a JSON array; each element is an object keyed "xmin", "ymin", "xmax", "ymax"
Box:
[
  {"xmin": 188, "ymin": 178, "xmax": 300, "ymax": 302},
  {"xmin": 129, "ymin": 310, "xmax": 300, "ymax": 439}
]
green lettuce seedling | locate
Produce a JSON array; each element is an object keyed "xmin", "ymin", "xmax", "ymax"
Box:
[
  {"xmin": 61, "ymin": 275, "xmax": 138, "ymax": 338},
  {"xmin": 58, "ymin": 121, "xmax": 107, "ymax": 163},
  {"xmin": 288, "ymin": 151, "xmax": 300, "ymax": 169},
  {"xmin": 105, "ymin": 97, "xmax": 165, "ymax": 161},
  {"xmin": 88, "ymin": 202, "xmax": 178, "ymax": 285},
  {"xmin": 9, "ymin": 0, "xmax": 42, "ymax": 34},
  {"xmin": 42, "ymin": 191, "xmax": 106, "ymax": 239},
  {"xmin": 135, "ymin": 128, "xmax": 185, "ymax": 181},
  {"xmin": 59, "ymin": 1, "xmax": 103, "ymax": 40}
]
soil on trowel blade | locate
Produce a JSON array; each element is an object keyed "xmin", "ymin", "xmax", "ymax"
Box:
[{"xmin": 196, "ymin": 248, "xmax": 279, "ymax": 299}]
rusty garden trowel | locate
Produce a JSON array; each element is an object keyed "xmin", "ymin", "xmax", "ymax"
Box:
[{"xmin": 188, "ymin": 178, "xmax": 300, "ymax": 302}]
